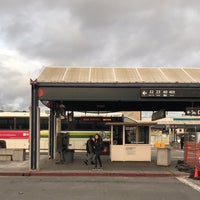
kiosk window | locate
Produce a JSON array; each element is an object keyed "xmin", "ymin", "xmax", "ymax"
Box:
[
  {"xmin": 125, "ymin": 126, "xmax": 136, "ymax": 144},
  {"xmin": 138, "ymin": 126, "xmax": 149, "ymax": 144},
  {"xmin": 113, "ymin": 125, "xmax": 123, "ymax": 145}
]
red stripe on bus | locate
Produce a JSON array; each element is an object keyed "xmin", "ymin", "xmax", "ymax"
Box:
[{"xmin": 0, "ymin": 130, "xmax": 29, "ymax": 139}]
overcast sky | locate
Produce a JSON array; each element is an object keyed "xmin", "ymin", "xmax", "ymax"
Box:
[{"xmin": 0, "ymin": 0, "xmax": 200, "ymax": 111}]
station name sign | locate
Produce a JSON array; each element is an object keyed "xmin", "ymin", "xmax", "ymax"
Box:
[{"xmin": 141, "ymin": 88, "xmax": 200, "ymax": 98}]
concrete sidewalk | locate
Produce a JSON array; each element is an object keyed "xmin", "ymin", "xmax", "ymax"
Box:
[{"xmin": 0, "ymin": 148, "xmax": 190, "ymax": 177}]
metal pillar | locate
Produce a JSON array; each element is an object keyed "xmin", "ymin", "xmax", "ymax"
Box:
[
  {"xmin": 49, "ymin": 107, "xmax": 55, "ymax": 159},
  {"xmin": 30, "ymin": 79, "xmax": 39, "ymax": 170}
]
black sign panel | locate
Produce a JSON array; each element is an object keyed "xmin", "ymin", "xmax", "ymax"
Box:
[
  {"xmin": 80, "ymin": 117, "xmax": 112, "ymax": 122},
  {"xmin": 185, "ymin": 107, "xmax": 200, "ymax": 116},
  {"xmin": 152, "ymin": 109, "xmax": 166, "ymax": 121},
  {"xmin": 141, "ymin": 88, "xmax": 200, "ymax": 98}
]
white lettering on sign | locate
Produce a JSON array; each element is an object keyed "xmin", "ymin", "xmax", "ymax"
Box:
[{"xmin": 141, "ymin": 88, "xmax": 177, "ymax": 97}]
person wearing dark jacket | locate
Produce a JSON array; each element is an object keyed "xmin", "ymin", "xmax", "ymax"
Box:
[
  {"xmin": 180, "ymin": 135, "xmax": 184, "ymax": 150},
  {"xmin": 93, "ymin": 134, "xmax": 103, "ymax": 169},
  {"xmin": 84, "ymin": 136, "xmax": 95, "ymax": 165}
]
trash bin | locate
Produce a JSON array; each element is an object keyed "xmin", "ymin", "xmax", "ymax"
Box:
[
  {"xmin": 157, "ymin": 148, "xmax": 171, "ymax": 166},
  {"xmin": 63, "ymin": 150, "xmax": 74, "ymax": 163}
]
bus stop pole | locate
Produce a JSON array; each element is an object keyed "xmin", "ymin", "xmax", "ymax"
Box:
[
  {"xmin": 36, "ymin": 107, "xmax": 40, "ymax": 170},
  {"xmin": 49, "ymin": 105, "xmax": 55, "ymax": 159},
  {"xmin": 30, "ymin": 79, "xmax": 39, "ymax": 170}
]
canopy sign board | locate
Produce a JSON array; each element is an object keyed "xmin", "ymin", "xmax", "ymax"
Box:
[
  {"xmin": 141, "ymin": 88, "xmax": 200, "ymax": 98},
  {"xmin": 152, "ymin": 109, "xmax": 166, "ymax": 121}
]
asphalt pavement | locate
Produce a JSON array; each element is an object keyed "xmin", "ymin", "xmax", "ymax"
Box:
[{"xmin": 0, "ymin": 176, "xmax": 199, "ymax": 200}]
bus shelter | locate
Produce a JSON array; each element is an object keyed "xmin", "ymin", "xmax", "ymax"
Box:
[
  {"xmin": 107, "ymin": 122, "xmax": 156, "ymax": 161},
  {"xmin": 30, "ymin": 67, "xmax": 200, "ymax": 170}
]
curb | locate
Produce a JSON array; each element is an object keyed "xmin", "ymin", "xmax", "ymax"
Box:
[{"xmin": 0, "ymin": 171, "xmax": 190, "ymax": 177}]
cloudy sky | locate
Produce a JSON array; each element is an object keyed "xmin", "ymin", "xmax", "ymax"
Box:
[{"xmin": 0, "ymin": 0, "xmax": 200, "ymax": 111}]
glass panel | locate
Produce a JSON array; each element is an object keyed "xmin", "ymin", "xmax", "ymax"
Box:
[
  {"xmin": 16, "ymin": 117, "xmax": 29, "ymax": 130},
  {"xmin": 0, "ymin": 117, "xmax": 14, "ymax": 129},
  {"xmin": 125, "ymin": 126, "xmax": 136, "ymax": 144},
  {"xmin": 40, "ymin": 118, "xmax": 49, "ymax": 130},
  {"xmin": 113, "ymin": 125, "xmax": 123, "ymax": 145},
  {"xmin": 138, "ymin": 126, "xmax": 149, "ymax": 144}
]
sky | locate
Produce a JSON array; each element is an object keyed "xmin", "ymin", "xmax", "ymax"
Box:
[{"xmin": 0, "ymin": 0, "xmax": 200, "ymax": 111}]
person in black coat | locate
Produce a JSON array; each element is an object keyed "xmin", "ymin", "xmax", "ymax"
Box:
[
  {"xmin": 93, "ymin": 134, "xmax": 103, "ymax": 169},
  {"xmin": 180, "ymin": 135, "xmax": 184, "ymax": 150},
  {"xmin": 83, "ymin": 136, "xmax": 95, "ymax": 165}
]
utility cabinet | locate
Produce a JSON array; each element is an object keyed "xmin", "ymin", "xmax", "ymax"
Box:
[{"xmin": 157, "ymin": 148, "xmax": 171, "ymax": 166}]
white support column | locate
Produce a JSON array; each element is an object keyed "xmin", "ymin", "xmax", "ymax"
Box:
[
  {"xmin": 110, "ymin": 125, "xmax": 113, "ymax": 145},
  {"xmin": 149, "ymin": 126, "xmax": 151, "ymax": 145},
  {"xmin": 122, "ymin": 125, "xmax": 125, "ymax": 145}
]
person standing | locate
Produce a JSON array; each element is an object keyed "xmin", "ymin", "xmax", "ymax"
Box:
[
  {"xmin": 93, "ymin": 134, "xmax": 103, "ymax": 169},
  {"xmin": 84, "ymin": 136, "xmax": 95, "ymax": 165},
  {"xmin": 180, "ymin": 135, "xmax": 184, "ymax": 150}
]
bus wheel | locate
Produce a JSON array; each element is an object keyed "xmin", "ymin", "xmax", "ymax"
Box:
[{"xmin": 0, "ymin": 140, "xmax": 6, "ymax": 148}]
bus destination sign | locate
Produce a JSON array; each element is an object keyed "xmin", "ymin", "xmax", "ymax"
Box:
[
  {"xmin": 141, "ymin": 88, "xmax": 200, "ymax": 98},
  {"xmin": 80, "ymin": 117, "xmax": 112, "ymax": 122}
]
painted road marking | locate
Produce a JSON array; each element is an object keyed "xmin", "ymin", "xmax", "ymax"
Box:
[{"xmin": 177, "ymin": 177, "xmax": 200, "ymax": 193}]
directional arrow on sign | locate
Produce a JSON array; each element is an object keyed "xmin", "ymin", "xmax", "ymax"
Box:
[{"xmin": 142, "ymin": 90, "xmax": 148, "ymax": 96}]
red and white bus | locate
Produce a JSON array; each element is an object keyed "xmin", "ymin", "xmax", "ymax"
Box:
[{"xmin": 0, "ymin": 112, "xmax": 48, "ymax": 149}]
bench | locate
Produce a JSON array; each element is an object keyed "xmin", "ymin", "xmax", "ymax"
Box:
[
  {"xmin": 0, "ymin": 149, "xmax": 26, "ymax": 161},
  {"xmin": 0, "ymin": 154, "xmax": 13, "ymax": 161}
]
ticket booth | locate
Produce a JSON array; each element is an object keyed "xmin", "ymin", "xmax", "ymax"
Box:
[{"xmin": 107, "ymin": 122, "xmax": 156, "ymax": 162}]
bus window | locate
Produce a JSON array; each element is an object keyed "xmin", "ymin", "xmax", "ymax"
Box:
[
  {"xmin": 16, "ymin": 117, "xmax": 29, "ymax": 130},
  {"xmin": 0, "ymin": 117, "xmax": 14, "ymax": 129},
  {"xmin": 40, "ymin": 118, "xmax": 48, "ymax": 130},
  {"xmin": 61, "ymin": 117, "xmax": 111, "ymax": 131}
]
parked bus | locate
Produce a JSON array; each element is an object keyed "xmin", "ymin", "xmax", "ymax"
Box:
[
  {"xmin": 0, "ymin": 112, "xmax": 49, "ymax": 149},
  {"xmin": 61, "ymin": 114, "xmax": 124, "ymax": 151},
  {"xmin": 0, "ymin": 111, "xmax": 124, "ymax": 151}
]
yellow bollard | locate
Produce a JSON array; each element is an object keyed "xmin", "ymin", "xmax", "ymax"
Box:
[
  {"xmin": 155, "ymin": 142, "xmax": 159, "ymax": 148},
  {"xmin": 158, "ymin": 141, "xmax": 161, "ymax": 148},
  {"xmin": 161, "ymin": 142, "xmax": 166, "ymax": 148},
  {"xmin": 154, "ymin": 142, "xmax": 157, "ymax": 147}
]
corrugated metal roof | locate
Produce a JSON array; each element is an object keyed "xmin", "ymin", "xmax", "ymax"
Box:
[{"xmin": 37, "ymin": 67, "xmax": 200, "ymax": 83}]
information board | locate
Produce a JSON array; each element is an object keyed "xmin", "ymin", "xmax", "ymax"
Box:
[{"xmin": 141, "ymin": 88, "xmax": 200, "ymax": 98}]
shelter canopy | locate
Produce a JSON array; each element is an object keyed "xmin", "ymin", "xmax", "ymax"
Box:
[
  {"xmin": 36, "ymin": 67, "xmax": 200, "ymax": 112},
  {"xmin": 38, "ymin": 67, "xmax": 200, "ymax": 83}
]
